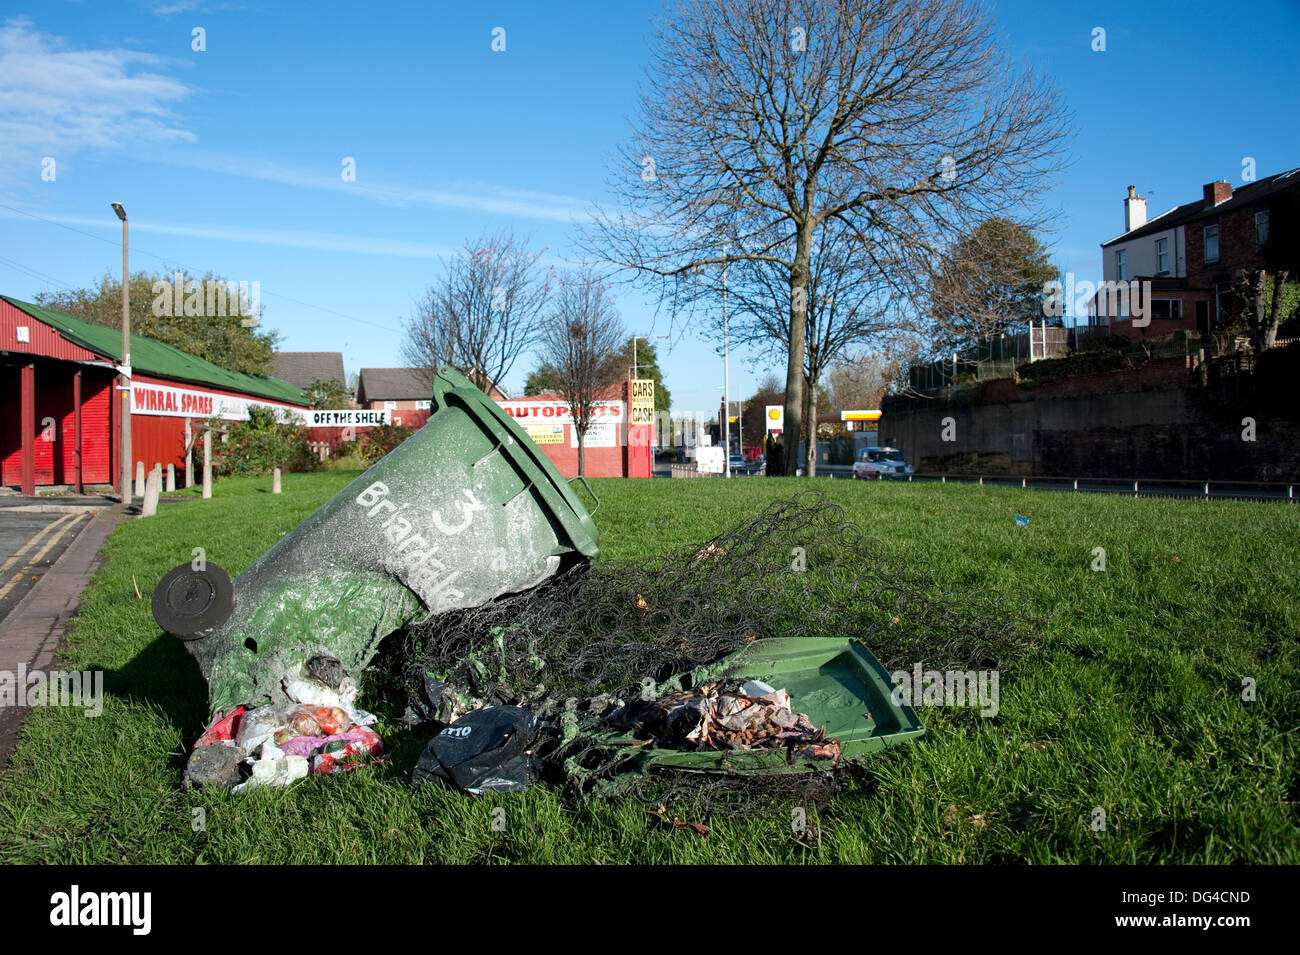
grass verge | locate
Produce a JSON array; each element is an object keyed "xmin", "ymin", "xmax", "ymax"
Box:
[{"xmin": 1, "ymin": 472, "xmax": 1296, "ymax": 863}]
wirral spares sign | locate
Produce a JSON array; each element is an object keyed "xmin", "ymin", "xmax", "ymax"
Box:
[{"xmin": 131, "ymin": 381, "xmax": 310, "ymax": 423}]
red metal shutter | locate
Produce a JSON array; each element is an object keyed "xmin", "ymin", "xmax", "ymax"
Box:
[{"xmin": 79, "ymin": 373, "xmax": 112, "ymax": 485}]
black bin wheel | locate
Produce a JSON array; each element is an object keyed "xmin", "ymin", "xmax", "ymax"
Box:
[{"xmin": 152, "ymin": 562, "xmax": 234, "ymax": 640}]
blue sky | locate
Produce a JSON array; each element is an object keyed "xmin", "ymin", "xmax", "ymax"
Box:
[{"xmin": 1, "ymin": 0, "xmax": 1298, "ymax": 417}]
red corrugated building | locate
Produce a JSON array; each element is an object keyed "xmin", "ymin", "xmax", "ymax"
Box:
[{"xmin": 1, "ymin": 295, "xmax": 310, "ymax": 494}]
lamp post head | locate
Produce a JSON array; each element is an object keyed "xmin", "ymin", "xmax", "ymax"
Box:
[{"xmin": 111, "ymin": 202, "xmax": 127, "ymax": 221}]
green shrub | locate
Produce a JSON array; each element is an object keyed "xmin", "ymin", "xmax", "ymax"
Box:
[
  {"xmin": 323, "ymin": 451, "xmax": 368, "ymax": 472},
  {"xmin": 210, "ymin": 405, "xmax": 317, "ymax": 476},
  {"xmin": 334, "ymin": 423, "xmax": 418, "ymax": 467}
]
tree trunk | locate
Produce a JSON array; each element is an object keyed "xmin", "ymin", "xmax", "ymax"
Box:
[
  {"xmin": 577, "ymin": 430, "xmax": 586, "ymax": 477},
  {"xmin": 802, "ymin": 372, "xmax": 817, "ymax": 477},
  {"xmin": 1266, "ymin": 270, "xmax": 1290, "ymax": 351},
  {"xmin": 782, "ymin": 219, "xmax": 813, "ymax": 475},
  {"xmin": 1252, "ymin": 270, "xmax": 1270, "ymax": 355}
]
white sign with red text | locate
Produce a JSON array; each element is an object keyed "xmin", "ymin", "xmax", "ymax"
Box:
[
  {"xmin": 131, "ymin": 381, "xmax": 310, "ymax": 423},
  {"xmin": 498, "ymin": 399, "xmax": 623, "ymax": 423}
]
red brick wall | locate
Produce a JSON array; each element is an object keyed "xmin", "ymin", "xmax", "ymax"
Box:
[{"xmin": 1185, "ymin": 199, "xmax": 1268, "ymax": 287}]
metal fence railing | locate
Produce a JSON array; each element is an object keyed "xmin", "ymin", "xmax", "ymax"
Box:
[{"xmin": 898, "ymin": 473, "xmax": 1297, "ymax": 503}]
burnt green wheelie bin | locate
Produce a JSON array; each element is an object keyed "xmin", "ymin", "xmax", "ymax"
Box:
[{"xmin": 152, "ymin": 366, "xmax": 600, "ymax": 716}]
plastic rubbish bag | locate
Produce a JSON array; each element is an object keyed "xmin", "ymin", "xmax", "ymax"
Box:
[
  {"xmin": 412, "ymin": 705, "xmax": 538, "ymax": 794},
  {"xmin": 232, "ymin": 743, "xmax": 311, "ymax": 793}
]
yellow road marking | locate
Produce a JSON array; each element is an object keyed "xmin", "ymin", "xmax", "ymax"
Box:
[
  {"xmin": 0, "ymin": 511, "xmax": 80, "ymax": 577},
  {"xmin": 0, "ymin": 512, "xmax": 87, "ymax": 604}
]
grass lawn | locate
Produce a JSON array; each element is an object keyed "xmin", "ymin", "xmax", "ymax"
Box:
[{"xmin": 1, "ymin": 471, "xmax": 1296, "ymax": 863}]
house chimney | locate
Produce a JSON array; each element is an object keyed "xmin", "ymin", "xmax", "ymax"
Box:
[
  {"xmin": 1124, "ymin": 184, "xmax": 1147, "ymax": 232},
  {"xmin": 1203, "ymin": 180, "xmax": 1233, "ymax": 206}
]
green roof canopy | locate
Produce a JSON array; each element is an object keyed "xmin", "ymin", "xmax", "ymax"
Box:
[{"xmin": 2, "ymin": 295, "xmax": 307, "ymax": 405}]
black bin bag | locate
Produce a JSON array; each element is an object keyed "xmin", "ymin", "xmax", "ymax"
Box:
[{"xmin": 412, "ymin": 705, "xmax": 538, "ymax": 794}]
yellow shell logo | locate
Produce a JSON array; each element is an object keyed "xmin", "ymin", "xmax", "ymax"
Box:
[{"xmin": 767, "ymin": 408, "xmax": 781, "ymax": 420}]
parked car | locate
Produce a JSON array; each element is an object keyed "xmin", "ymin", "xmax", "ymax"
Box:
[
  {"xmin": 853, "ymin": 447, "xmax": 914, "ymax": 480},
  {"xmin": 729, "ymin": 454, "xmax": 747, "ymax": 472}
]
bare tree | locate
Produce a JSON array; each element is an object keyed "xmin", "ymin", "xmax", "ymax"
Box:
[
  {"xmin": 583, "ymin": 0, "xmax": 1069, "ymax": 473},
  {"xmin": 828, "ymin": 351, "xmax": 897, "ymax": 414},
  {"xmin": 539, "ymin": 271, "xmax": 626, "ymax": 476},
  {"xmin": 704, "ymin": 218, "xmax": 906, "ymax": 474},
  {"xmin": 402, "ymin": 229, "xmax": 552, "ymax": 394}
]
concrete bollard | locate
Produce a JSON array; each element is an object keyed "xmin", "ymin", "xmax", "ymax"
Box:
[
  {"xmin": 166, "ymin": 463, "xmax": 176, "ymax": 492},
  {"xmin": 202, "ymin": 431, "xmax": 212, "ymax": 500},
  {"xmin": 141, "ymin": 466, "xmax": 162, "ymax": 517},
  {"xmin": 272, "ymin": 468, "xmax": 282, "ymax": 494},
  {"xmin": 135, "ymin": 461, "xmax": 145, "ymax": 497}
]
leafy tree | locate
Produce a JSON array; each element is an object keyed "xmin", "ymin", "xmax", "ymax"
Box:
[
  {"xmin": 36, "ymin": 269, "xmax": 280, "ymax": 375},
  {"xmin": 523, "ymin": 362, "xmax": 564, "ymax": 396},
  {"xmin": 305, "ymin": 378, "xmax": 352, "ymax": 409},
  {"xmin": 1233, "ymin": 276, "xmax": 1299, "ymax": 354},
  {"xmin": 336, "ymin": 423, "xmax": 417, "ymax": 466},
  {"xmin": 1237, "ymin": 190, "xmax": 1300, "ymax": 354},
  {"xmin": 611, "ymin": 336, "xmax": 672, "ymax": 414},
  {"xmin": 926, "ymin": 218, "xmax": 1060, "ymax": 354}
]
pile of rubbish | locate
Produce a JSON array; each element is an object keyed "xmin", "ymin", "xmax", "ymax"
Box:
[
  {"xmin": 152, "ymin": 366, "xmax": 1036, "ymax": 808},
  {"xmin": 607, "ymin": 680, "xmax": 842, "ymax": 762},
  {"xmin": 185, "ymin": 659, "xmax": 384, "ymax": 791}
]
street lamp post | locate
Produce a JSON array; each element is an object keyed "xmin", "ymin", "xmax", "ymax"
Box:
[
  {"xmin": 630, "ymin": 334, "xmax": 668, "ymax": 379},
  {"xmin": 737, "ymin": 398, "xmax": 743, "ymax": 461},
  {"xmin": 111, "ymin": 202, "xmax": 131, "ymax": 503},
  {"xmin": 722, "ymin": 247, "xmax": 730, "ymax": 478}
]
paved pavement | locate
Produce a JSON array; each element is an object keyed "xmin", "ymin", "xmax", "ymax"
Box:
[{"xmin": 0, "ymin": 504, "xmax": 125, "ymax": 771}]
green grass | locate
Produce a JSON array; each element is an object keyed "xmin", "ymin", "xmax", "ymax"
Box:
[{"xmin": 2, "ymin": 472, "xmax": 1297, "ymax": 863}]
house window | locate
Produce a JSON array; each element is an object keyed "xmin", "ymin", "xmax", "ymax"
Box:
[
  {"xmin": 1115, "ymin": 249, "xmax": 1127, "ymax": 281},
  {"xmin": 1156, "ymin": 237, "xmax": 1170, "ymax": 274},
  {"xmin": 1151, "ymin": 299, "xmax": 1182, "ymax": 320},
  {"xmin": 414, "ymin": 400, "xmax": 431, "ymax": 410},
  {"xmin": 1203, "ymin": 223, "xmax": 1219, "ymax": 264},
  {"xmin": 384, "ymin": 400, "xmax": 397, "ymax": 411},
  {"xmin": 1256, "ymin": 210, "xmax": 1270, "ymax": 247}
]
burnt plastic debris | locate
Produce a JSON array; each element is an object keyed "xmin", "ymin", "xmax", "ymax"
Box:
[
  {"xmin": 412, "ymin": 705, "xmax": 539, "ymax": 794},
  {"xmin": 151, "ymin": 366, "xmax": 600, "ymax": 717}
]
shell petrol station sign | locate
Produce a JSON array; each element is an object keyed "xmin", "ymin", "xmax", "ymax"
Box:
[{"xmin": 765, "ymin": 405, "xmax": 784, "ymax": 435}]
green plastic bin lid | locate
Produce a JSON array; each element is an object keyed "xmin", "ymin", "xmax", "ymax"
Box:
[{"xmin": 593, "ymin": 637, "xmax": 925, "ymax": 775}]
